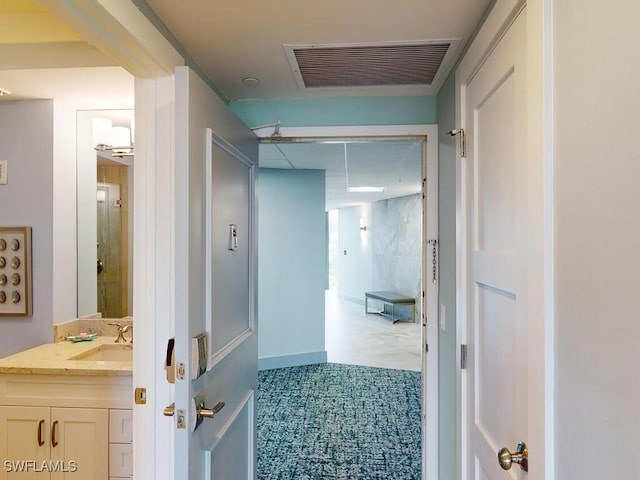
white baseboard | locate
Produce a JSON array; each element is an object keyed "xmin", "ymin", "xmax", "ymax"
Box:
[{"xmin": 258, "ymin": 351, "xmax": 327, "ymax": 371}]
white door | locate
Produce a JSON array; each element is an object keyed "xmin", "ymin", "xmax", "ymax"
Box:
[
  {"xmin": 172, "ymin": 67, "xmax": 258, "ymax": 479},
  {"xmin": 459, "ymin": 6, "xmax": 538, "ymax": 480}
]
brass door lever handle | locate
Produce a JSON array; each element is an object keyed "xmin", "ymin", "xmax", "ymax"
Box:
[{"xmin": 197, "ymin": 401, "xmax": 225, "ymax": 420}]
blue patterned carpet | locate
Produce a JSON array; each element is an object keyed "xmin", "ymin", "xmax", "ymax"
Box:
[{"xmin": 257, "ymin": 363, "xmax": 422, "ymax": 480}]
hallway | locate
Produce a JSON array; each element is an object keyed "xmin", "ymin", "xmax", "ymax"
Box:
[{"xmin": 325, "ymin": 290, "xmax": 421, "ymax": 372}]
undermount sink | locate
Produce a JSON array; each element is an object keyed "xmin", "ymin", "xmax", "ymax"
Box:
[{"xmin": 70, "ymin": 344, "xmax": 133, "ymax": 362}]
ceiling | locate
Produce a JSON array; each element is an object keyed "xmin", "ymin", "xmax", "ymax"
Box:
[
  {"xmin": 0, "ymin": 0, "xmax": 133, "ymax": 109},
  {"xmin": 260, "ymin": 140, "xmax": 422, "ymax": 211},
  {"xmin": 145, "ymin": 0, "xmax": 491, "ymax": 100},
  {"xmin": 0, "ymin": 0, "xmax": 490, "ymax": 209}
]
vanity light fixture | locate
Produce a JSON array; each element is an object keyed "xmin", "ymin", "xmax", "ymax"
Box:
[
  {"xmin": 0, "ymin": 87, "xmax": 11, "ymax": 97},
  {"xmin": 93, "ymin": 117, "xmax": 134, "ymax": 158}
]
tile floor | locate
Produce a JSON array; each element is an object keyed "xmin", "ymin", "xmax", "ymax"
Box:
[{"xmin": 325, "ymin": 290, "xmax": 422, "ymax": 372}]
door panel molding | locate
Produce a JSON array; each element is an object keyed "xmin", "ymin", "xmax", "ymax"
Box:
[
  {"xmin": 205, "ymin": 129, "xmax": 257, "ymax": 369},
  {"xmin": 457, "ymin": 0, "xmax": 526, "ymax": 86},
  {"xmin": 210, "ymin": 329, "xmax": 254, "ymax": 368},
  {"xmin": 203, "ymin": 390, "xmax": 255, "ymax": 480}
]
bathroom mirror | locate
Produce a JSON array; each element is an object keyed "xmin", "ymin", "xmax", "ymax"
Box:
[{"xmin": 76, "ymin": 109, "xmax": 134, "ymax": 319}]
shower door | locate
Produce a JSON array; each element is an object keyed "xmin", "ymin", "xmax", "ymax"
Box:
[{"xmin": 96, "ymin": 182, "xmax": 124, "ymax": 318}]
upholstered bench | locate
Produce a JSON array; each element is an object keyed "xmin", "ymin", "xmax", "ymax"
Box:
[{"xmin": 364, "ymin": 291, "xmax": 416, "ymax": 323}]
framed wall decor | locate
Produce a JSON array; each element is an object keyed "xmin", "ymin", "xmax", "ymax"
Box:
[{"xmin": 0, "ymin": 226, "xmax": 32, "ymax": 316}]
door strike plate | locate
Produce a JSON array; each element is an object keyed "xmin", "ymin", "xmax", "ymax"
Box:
[
  {"xmin": 177, "ymin": 362, "xmax": 185, "ymax": 380},
  {"xmin": 134, "ymin": 387, "xmax": 147, "ymax": 405},
  {"xmin": 176, "ymin": 409, "xmax": 186, "ymax": 429}
]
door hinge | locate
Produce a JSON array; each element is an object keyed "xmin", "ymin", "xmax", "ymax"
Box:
[
  {"xmin": 460, "ymin": 344, "xmax": 468, "ymax": 370},
  {"xmin": 135, "ymin": 387, "xmax": 147, "ymax": 405},
  {"xmin": 425, "ymin": 343, "xmax": 429, "ymax": 353}
]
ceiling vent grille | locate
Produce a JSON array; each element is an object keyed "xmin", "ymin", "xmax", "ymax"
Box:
[{"xmin": 284, "ymin": 40, "xmax": 460, "ymax": 90}]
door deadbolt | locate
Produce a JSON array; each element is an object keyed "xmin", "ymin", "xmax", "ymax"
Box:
[{"xmin": 498, "ymin": 441, "xmax": 528, "ymax": 472}]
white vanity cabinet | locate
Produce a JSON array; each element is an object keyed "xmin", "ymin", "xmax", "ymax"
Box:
[
  {"xmin": 0, "ymin": 374, "xmax": 132, "ymax": 480},
  {"xmin": 108, "ymin": 409, "xmax": 133, "ymax": 479},
  {"xmin": 0, "ymin": 406, "xmax": 108, "ymax": 479}
]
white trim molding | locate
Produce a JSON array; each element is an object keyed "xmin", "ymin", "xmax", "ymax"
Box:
[{"xmin": 40, "ymin": 0, "xmax": 183, "ymax": 77}]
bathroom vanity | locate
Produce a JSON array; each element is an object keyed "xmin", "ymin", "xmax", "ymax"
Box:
[{"xmin": 0, "ymin": 337, "xmax": 132, "ymax": 479}]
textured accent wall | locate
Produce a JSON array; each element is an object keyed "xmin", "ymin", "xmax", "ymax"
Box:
[
  {"xmin": 337, "ymin": 193, "xmax": 422, "ymax": 320},
  {"xmin": 371, "ymin": 194, "xmax": 422, "ymax": 319}
]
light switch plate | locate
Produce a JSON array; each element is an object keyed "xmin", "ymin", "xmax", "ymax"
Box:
[
  {"xmin": 0, "ymin": 227, "xmax": 32, "ymax": 317},
  {"xmin": 0, "ymin": 160, "xmax": 7, "ymax": 185}
]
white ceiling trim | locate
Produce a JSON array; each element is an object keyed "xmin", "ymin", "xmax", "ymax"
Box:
[{"xmin": 40, "ymin": 0, "xmax": 183, "ymax": 77}]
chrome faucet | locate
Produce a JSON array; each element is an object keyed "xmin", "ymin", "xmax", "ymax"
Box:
[{"xmin": 109, "ymin": 322, "xmax": 131, "ymax": 343}]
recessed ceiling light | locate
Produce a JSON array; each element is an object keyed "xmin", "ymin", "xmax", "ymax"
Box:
[
  {"xmin": 348, "ymin": 186, "xmax": 385, "ymax": 193},
  {"xmin": 0, "ymin": 88, "xmax": 11, "ymax": 97},
  {"xmin": 242, "ymin": 77, "xmax": 260, "ymax": 87}
]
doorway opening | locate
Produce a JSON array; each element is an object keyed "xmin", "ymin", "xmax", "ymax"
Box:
[{"xmin": 255, "ymin": 126, "xmax": 438, "ymax": 479}]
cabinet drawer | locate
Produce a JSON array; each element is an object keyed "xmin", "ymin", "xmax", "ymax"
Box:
[
  {"xmin": 109, "ymin": 443, "xmax": 133, "ymax": 477},
  {"xmin": 109, "ymin": 409, "xmax": 133, "ymax": 443}
]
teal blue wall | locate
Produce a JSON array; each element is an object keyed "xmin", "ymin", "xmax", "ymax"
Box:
[
  {"xmin": 437, "ymin": 74, "xmax": 457, "ymax": 480},
  {"xmin": 258, "ymin": 168, "xmax": 327, "ymax": 369},
  {"xmin": 230, "ymin": 96, "xmax": 437, "ymax": 128}
]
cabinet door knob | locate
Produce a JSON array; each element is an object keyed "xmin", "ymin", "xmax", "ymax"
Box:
[
  {"xmin": 37, "ymin": 419, "xmax": 45, "ymax": 446},
  {"xmin": 51, "ymin": 420, "xmax": 59, "ymax": 447}
]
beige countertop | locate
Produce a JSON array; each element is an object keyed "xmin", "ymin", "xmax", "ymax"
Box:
[{"xmin": 0, "ymin": 336, "xmax": 133, "ymax": 376}]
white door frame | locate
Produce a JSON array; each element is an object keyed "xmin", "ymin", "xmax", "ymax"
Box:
[
  {"xmin": 38, "ymin": 2, "xmax": 185, "ymax": 478},
  {"xmin": 454, "ymin": 0, "xmax": 554, "ymax": 478},
  {"xmin": 254, "ymin": 123, "xmax": 439, "ymax": 480}
]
